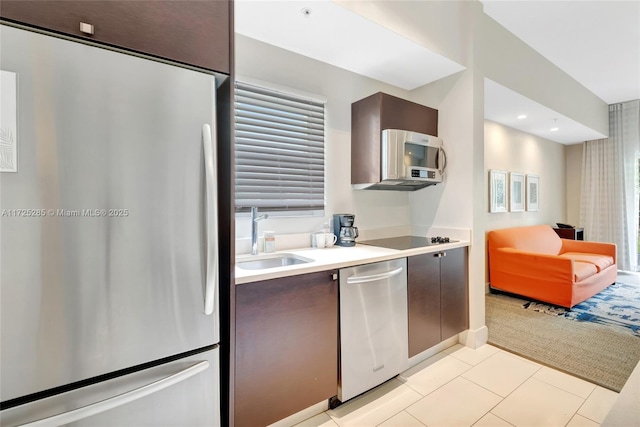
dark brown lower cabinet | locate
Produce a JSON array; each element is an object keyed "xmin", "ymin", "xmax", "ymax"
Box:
[
  {"xmin": 408, "ymin": 247, "xmax": 469, "ymax": 357},
  {"xmin": 235, "ymin": 271, "xmax": 338, "ymax": 427},
  {"xmin": 408, "ymin": 253, "xmax": 441, "ymax": 356}
]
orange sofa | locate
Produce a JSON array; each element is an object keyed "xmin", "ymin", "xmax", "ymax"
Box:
[{"xmin": 488, "ymin": 225, "xmax": 617, "ymax": 308}]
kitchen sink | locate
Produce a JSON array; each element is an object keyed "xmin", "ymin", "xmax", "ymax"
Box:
[{"xmin": 237, "ymin": 253, "xmax": 314, "ymax": 270}]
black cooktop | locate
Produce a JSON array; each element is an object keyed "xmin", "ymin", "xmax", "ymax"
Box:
[{"xmin": 358, "ymin": 235, "xmax": 458, "ymax": 250}]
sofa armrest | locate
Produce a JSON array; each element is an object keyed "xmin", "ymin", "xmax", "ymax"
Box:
[
  {"xmin": 492, "ymin": 247, "xmax": 574, "ymax": 282},
  {"xmin": 560, "ymin": 240, "xmax": 617, "ymax": 264}
]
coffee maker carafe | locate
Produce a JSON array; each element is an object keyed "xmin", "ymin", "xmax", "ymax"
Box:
[{"xmin": 333, "ymin": 214, "xmax": 359, "ymax": 247}]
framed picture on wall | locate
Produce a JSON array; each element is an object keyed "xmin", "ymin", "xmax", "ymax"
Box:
[
  {"xmin": 509, "ymin": 172, "xmax": 525, "ymax": 212},
  {"xmin": 489, "ymin": 170, "xmax": 508, "ymax": 213},
  {"xmin": 526, "ymin": 174, "xmax": 540, "ymax": 211},
  {"xmin": 0, "ymin": 70, "xmax": 18, "ymax": 173}
]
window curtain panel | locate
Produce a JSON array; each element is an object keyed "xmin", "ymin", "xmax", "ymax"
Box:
[{"xmin": 580, "ymin": 100, "xmax": 640, "ymax": 271}]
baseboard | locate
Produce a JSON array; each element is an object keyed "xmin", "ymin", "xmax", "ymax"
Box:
[
  {"xmin": 404, "ymin": 335, "xmax": 460, "ymax": 370},
  {"xmin": 458, "ymin": 326, "xmax": 488, "ymax": 349},
  {"xmin": 267, "ymin": 400, "xmax": 328, "ymax": 427}
]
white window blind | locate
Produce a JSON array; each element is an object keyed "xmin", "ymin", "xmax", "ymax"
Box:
[{"xmin": 234, "ymin": 81, "xmax": 325, "ymax": 212}]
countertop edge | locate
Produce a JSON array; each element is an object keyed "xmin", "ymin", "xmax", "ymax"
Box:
[{"xmin": 235, "ymin": 241, "xmax": 469, "ymax": 285}]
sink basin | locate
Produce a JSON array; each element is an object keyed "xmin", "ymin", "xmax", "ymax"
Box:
[{"xmin": 237, "ymin": 253, "xmax": 314, "ymax": 270}]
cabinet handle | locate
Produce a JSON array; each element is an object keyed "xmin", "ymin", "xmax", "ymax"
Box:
[
  {"xmin": 331, "ymin": 273, "xmax": 338, "ymax": 281},
  {"xmin": 80, "ymin": 22, "xmax": 95, "ymax": 35},
  {"xmin": 434, "ymin": 252, "xmax": 447, "ymax": 258}
]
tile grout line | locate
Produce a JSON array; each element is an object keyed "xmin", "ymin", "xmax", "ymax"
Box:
[
  {"xmin": 463, "ymin": 355, "xmax": 545, "ymax": 423},
  {"xmin": 574, "ymin": 386, "xmax": 613, "ymax": 425},
  {"xmin": 373, "ymin": 409, "xmax": 427, "ymax": 427},
  {"xmin": 532, "ymin": 372, "xmax": 598, "ymax": 400},
  {"xmin": 402, "ymin": 362, "xmax": 474, "ymax": 399}
]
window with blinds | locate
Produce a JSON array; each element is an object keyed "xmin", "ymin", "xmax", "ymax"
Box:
[{"xmin": 234, "ymin": 81, "xmax": 326, "ymax": 213}]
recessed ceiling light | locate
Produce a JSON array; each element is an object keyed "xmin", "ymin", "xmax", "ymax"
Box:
[
  {"xmin": 550, "ymin": 127, "xmax": 559, "ymax": 132},
  {"xmin": 301, "ymin": 7, "xmax": 312, "ymax": 18},
  {"xmin": 550, "ymin": 118, "xmax": 558, "ymax": 131},
  {"xmin": 517, "ymin": 114, "xmax": 527, "ymax": 119}
]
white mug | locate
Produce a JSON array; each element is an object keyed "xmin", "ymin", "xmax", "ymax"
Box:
[
  {"xmin": 313, "ymin": 232, "xmax": 327, "ymax": 248},
  {"xmin": 324, "ymin": 233, "xmax": 337, "ymax": 248}
]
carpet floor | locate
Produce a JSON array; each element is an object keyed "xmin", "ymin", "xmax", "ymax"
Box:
[
  {"xmin": 486, "ymin": 291, "xmax": 640, "ymax": 392},
  {"xmin": 522, "ymin": 281, "xmax": 640, "ymax": 337}
]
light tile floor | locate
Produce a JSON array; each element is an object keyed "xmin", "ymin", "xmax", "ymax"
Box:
[{"xmin": 294, "ymin": 344, "xmax": 619, "ymax": 427}]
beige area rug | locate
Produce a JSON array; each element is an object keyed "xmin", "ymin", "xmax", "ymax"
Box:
[{"xmin": 486, "ymin": 292, "xmax": 640, "ymax": 392}]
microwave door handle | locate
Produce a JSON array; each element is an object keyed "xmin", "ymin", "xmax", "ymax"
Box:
[{"xmin": 438, "ymin": 147, "xmax": 447, "ymax": 176}]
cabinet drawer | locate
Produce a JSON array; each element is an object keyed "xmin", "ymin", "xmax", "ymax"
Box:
[{"xmin": 1, "ymin": 0, "xmax": 230, "ymax": 73}]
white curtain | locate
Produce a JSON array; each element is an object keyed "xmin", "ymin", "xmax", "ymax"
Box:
[{"xmin": 580, "ymin": 100, "xmax": 640, "ymax": 271}]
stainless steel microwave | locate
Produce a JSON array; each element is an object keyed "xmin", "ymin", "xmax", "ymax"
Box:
[{"xmin": 376, "ymin": 129, "xmax": 446, "ymax": 190}]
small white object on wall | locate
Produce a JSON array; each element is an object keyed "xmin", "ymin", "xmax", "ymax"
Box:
[
  {"xmin": 0, "ymin": 70, "xmax": 18, "ymax": 173},
  {"xmin": 527, "ymin": 174, "xmax": 540, "ymax": 211},
  {"xmin": 509, "ymin": 172, "xmax": 525, "ymax": 212}
]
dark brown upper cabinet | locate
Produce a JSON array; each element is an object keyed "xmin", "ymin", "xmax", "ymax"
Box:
[
  {"xmin": 0, "ymin": 0, "xmax": 231, "ymax": 74},
  {"xmin": 351, "ymin": 92, "xmax": 438, "ymax": 186}
]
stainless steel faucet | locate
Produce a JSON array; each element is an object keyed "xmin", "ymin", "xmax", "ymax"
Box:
[{"xmin": 251, "ymin": 207, "xmax": 268, "ymax": 255}]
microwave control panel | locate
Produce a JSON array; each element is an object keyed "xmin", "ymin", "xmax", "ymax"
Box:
[{"xmin": 410, "ymin": 169, "xmax": 435, "ymax": 179}]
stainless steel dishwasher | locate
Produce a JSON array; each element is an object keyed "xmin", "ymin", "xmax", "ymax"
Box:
[{"xmin": 338, "ymin": 258, "xmax": 408, "ymax": 402}]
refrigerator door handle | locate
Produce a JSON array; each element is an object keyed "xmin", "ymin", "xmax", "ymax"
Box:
[
  {"xmin": 346, "ymin": 267, "xmax": 404, "ymax": 284},
  {"xmin": 19, "ymin": 361, "xmax": 210, "ymax": 427},
  {"xmin": 203, "ymin": 122, "xmax": 218, "ymax": 316}
]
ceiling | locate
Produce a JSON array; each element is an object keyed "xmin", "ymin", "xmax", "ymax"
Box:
[
  {"xmin": 235, "ymin": 0, "xmax": 639, "ymax": 144},
  {"xmin": 482, "ymin": 0, "xmax": 639, "ymax": 144},
  {"xmin": 481, "ymin": 0, "xmax": 640, "ymax": 106},
  {"xmin": 484, "ymin": 79, "xmax": 607, "ymax": 144},
  {"xmin": 234, "ymin": 0, "xmax": 465, "ymax": 90}
]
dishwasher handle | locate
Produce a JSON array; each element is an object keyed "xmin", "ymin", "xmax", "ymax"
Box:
[{"xmin": 346, "ymin": 267, "xmax": 404, "ymax": 284}]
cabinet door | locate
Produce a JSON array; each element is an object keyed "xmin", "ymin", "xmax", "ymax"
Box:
[
  {"xmin": 0, "ymin": 0, "xmax": 230, "ymax": 73},
  {"xmin": 235, "ymin": 271, "xmax": 338, "ymax": 427},
  {"xmin": 440, "ymin": 247, "xmax": 469, "ymax": 340},
  {"xmin": 380, "ymin": 93, "xmax": 438, "ymax": 136},
  {"xmin": 407, "ymin": 254, "xmax": 441, "ymax": 357}
]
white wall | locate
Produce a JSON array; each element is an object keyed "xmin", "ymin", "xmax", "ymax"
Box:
[
  {"xmin": 409, "ymin": 72, "xmax": 475, "ymax": 230},
  {"xmin": 408, "ymin": 68, "xmax": 488, "ymax": 335},
  {"xmin": 235, "ymin": 34, "xmax": 413, "ymax": 241},
  {"xmin": 485, "ymin": 120, "xmax": 566, "ymax": 231}
]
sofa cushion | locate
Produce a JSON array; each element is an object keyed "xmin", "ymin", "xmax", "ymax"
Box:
[
  {"xmin": 573, "ymin": 261, "xmax": 598, "ymax": 282},
  {"xmin": 488, "ymin": 225, "xmax": 562, "ymax": 255},
  {"xmin": 559, "ymin": 252, "xmax": 614, "ymax": 272}
]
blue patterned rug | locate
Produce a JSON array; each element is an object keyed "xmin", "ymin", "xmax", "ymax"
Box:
[{"xmin": 523, "ymin": 282, "xmax": 640, "ymax": 337}]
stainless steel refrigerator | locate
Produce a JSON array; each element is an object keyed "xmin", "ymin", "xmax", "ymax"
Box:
[{"xmin": 0, "ymin": 23, "xmax": 221, "ymax": 425}]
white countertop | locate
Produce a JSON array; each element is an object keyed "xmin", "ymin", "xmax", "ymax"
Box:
[{"xmin": 235, "ymin": 240, "xmax": 469, "ymax": 284}]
